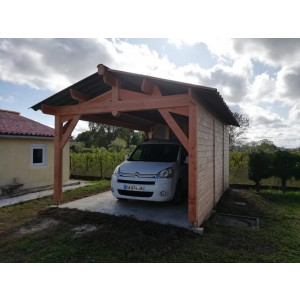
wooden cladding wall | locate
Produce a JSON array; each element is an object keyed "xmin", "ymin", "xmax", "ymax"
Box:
[
  {"xmin": 223, "ymin": 125, "xmax": 230, "ymax": 190},
  {"xmin": 195, "ymin": 101, "xmax": 230, "ymax": 225},
  {"xmin": 214, "ymin": 117, "xmax": 224, "ymax": 204},
  {"xmin": 196, "ymin": 101, "xmax": 215, "ymax": 225}
]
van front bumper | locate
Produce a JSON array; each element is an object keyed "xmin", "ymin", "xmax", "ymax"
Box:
[{"xmin": 111, "ymin": 174, "xmax": 176, "ymax": 202}]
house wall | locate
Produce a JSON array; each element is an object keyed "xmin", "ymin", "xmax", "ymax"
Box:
[
  {"xmin": 195, "ymin": 99, "xmax": 230, "ymax": 226},
  {"xmin": 0, "ymin": 137, "xmax": 69, "ymax": 190}
]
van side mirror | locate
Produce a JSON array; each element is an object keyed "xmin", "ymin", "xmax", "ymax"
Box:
[
  {"xmin": 184, "ymin": 156, "xmax": 189, "ymax": 164},
  {"xmin": 125, "ymin": 155, "xmax": 129, "ymax": 161}
]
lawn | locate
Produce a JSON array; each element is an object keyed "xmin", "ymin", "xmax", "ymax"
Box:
[{"xmin": 0, "ymin": 183, "xmax": 299, "ymax": 263}]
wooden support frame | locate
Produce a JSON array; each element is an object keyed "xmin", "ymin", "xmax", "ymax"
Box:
[
  {"xmin": 42, "ymin": 94, "xmax": 189, "ymax": 116},
  {"xmin": 54, "ymin": 115, "xmax": 80, "ymax": 204},
  {"xmin": 50, "ymin": 70, "xmax": 198, "ymax": 225},
  {"xmin": 54, "ymin": 115, "xmax": 63, "ymax": 204},
  {"xmin": 158, "ymin": 108, "xmax": 189, "ymax": 151}
]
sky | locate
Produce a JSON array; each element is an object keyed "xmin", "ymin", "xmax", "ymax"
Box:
[{"xmin": 0, "ymin": 38, "xmax": 300, "ymax": 148}]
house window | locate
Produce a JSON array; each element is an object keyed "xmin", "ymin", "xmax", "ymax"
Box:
[{"xmin": 31, "ymin": 144, "xmax": 47, "ymax": 167}]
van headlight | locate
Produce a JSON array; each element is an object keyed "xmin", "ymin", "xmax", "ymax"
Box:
[
  {"xmin": 113, "ymin": 166, "xmax": 120, "ymax": 175},
  {"xmin": 158, "ymin": 167, "xmax": 174, "ymax": 178}
]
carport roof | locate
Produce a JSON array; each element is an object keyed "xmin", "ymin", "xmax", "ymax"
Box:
[{"xmin": 31, "ymin": 64, "xmax": 239, "ymax": 126}]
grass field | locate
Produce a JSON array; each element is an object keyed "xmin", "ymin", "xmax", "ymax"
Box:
[{"xmin": 0, "ymin": 183, "xmax": 299, "ymax": 263}]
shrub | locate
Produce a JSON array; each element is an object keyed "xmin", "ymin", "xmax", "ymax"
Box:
[
  {"xmin": 248, "ymin": 151, "xmax": 273, "ymax": 192},
  {"xmin": 272, "ymin": 151, "xmax": 298, "ymax": 193}
]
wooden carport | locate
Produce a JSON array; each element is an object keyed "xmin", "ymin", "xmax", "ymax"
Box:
[{"xmin": 32, "ymin": 64, "xmax": 239, "ymax": 227}]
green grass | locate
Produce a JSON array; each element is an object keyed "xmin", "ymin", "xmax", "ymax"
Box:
[
  {"xmin": 0, "ymin": 186, "xmax": 299, "ymax": 262},
  {"xmin": 0, "ymin": 180, "xmax": 110, "ymax": 234}
]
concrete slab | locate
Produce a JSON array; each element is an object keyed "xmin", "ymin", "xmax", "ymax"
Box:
[{"xmin": 60, "ymin": 191, "xmax": 192, "ymax": 229}]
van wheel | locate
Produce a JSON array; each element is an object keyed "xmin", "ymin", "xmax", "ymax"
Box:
[{"xmin": 172, "ymin": 182, "xmax": 183, "ymax": 204}]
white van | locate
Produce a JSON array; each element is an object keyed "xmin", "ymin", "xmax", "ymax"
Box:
[{"xmin": 111, "ymin": 139, "xmax": 188, "ymax": 202}]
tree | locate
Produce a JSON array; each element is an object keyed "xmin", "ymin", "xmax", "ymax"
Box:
[
  {"xmin": 229, "ymin": 112, "xmax": 250, "ymax": 151},
  {"xmin": 272, "ymin": 151, "xmax": 298, "ymax": 193},
  {"xmin": 248, "ymin": 151, "xmax": 273, "ymax": 192},
  {"xmin": 108, "ymin": 137, "xmax": 127, "ymax": 152}
]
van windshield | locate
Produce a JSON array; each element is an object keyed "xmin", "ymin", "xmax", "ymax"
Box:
[{"xmin": 129, "ymin": 144, "xmax": 180, "ymax": 162}]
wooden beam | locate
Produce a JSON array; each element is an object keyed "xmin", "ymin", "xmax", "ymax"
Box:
[
  {"xmin": 54, "ymin": 116, "xmax": 63, "ymax": 205},
  {"xmin": 80, "ymin": 115, "xmax": 149, "ymax": 132},
  {"xmin": 141, "ymin": 78, "xmax": 161, "ymax": 96},
  {"xmin": 61, "ymin": 115, "xmax": 76, "ymax": 123},
  {"xmin": 61, "ymin": 115, "xmax": 81, "ymax": 150},
  {"xmin": 158, "ymin": 108, "xmax": 189, "ymax": 151},
  {"xmin": 164, "ymin": 106, "xmax": 189, "ymax": 117},
  {"xmin": 98, "ymin": 64, "xmax": 117, "ymax": 86},
  {"xmin": 41, "ymin": 94, "xmax": 189, "ymax": 116},
  {"xmin": 188, "ymin": 102, "xmax": 197, "ymax": 223},
  {"xmin": 141, "ymin": 78, "xmax": 154, "ymax": 95},
  {"xmin": 112, "ymin": 79, "xmax": 120, "ymax": 117},
  {"xmin": 70, "ymin": 89, "xmax": 93, "ymax": 102}
]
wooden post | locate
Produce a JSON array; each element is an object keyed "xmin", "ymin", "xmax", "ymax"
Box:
[
  {"xmin": 54, "ymin": 115, "xmax": 63, "ymax": 204},
  {"xmin": 188, "ymin": 102, "xmax": 197, "ymax": 224}
]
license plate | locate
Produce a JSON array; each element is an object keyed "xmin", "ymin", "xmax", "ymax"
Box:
[{"xmin": 124, "ymin": 185, "xmax": 144, "ymax": 191}]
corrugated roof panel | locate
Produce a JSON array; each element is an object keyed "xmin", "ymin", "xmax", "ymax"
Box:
[{"xmin": 31, "ymin": 65, "xmax": 239, "ymax": 126}]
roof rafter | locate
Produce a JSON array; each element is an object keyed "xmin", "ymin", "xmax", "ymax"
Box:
[{"xmin": 70, "ymin": 89, "xmax": 93, "ymax": 103}]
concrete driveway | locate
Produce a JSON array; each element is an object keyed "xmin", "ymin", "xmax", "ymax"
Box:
[{"xmin": 60, "ymin": 191, "xmax": 192, "ymax": 229}]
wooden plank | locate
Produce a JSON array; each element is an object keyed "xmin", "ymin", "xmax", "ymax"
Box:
[
  {"xmin": 80, "ymin": 115, "xmax": 149, "ymax": 132},
  {"xmin": 98, "ymin": 64, "xmax": 117, "ymax": 86},
  {"xmin": 158, "ymin": 108, "xmax": 189, "ymax": 151},
  {"xmin": 41, "ymin": 94, "xmax": 189, "ymax": 116},
  {"xmin": 141, "ymin": 78, "xmax": 154, "ymax": 95},
  {"xmin": 54, "ymin": 115, "xmax": 63, "ymax": 204},
  {"xmin": 60, "ymin": 115, "xmax": 81, "ymax": 150},
  {"xmin": 70, "ymin": 89, "xmax": 93, "ymax": 102},
  {"xmin": 188, "ymin": 102, "xmax": 197, "ymax": 223}
]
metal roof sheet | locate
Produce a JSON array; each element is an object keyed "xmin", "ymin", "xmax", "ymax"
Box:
[{"xmin": 31, "ymin": 65, "xmax": 239, "ymax": 126}]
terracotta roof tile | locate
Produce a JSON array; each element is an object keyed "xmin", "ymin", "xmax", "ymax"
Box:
[{"xmin": 0, "ymin": 109, "xmax": 54, "ymax": 137}]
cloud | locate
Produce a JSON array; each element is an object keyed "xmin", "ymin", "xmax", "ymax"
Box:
[
  {"xmin": 73, "ymin": 121, "xmax": 90, "ymax": 138},
  {"xmin": 0, "ymin": 39, "xmax": 115, "ymax": 91},
  {"xmin": 0, "ymin": 95, "xmax": 14, "ymax": 103},
  {"xmin": 1, "ymin": 38, "xmax": 300, "ymax": 147},
  {"xmin": 289, "ymin": 103, "xmax": 300, "ymax": 121},
  {"xmin": 232, "ymin": 39, "xmax": 300, "ymax": 67},
  {"xmin": 200, "ymin": 38, "xmax": 300, "ymax": 68},
  {"xmin": 276, "ymin": 65, "xmax": 300, "ymax": 103},
  {"xmin": 237, "ymin": 103, "xmax": 298, "ymax": 147}
]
